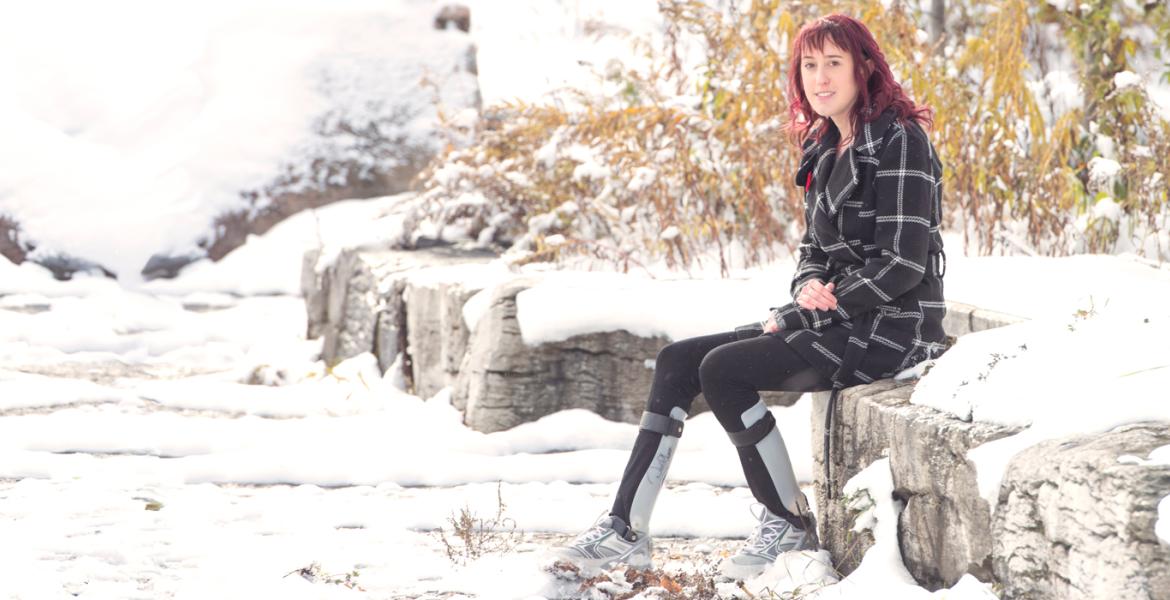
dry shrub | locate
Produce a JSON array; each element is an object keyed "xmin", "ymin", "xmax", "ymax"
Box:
[
  {"xmin": 435, "ymin": 483, "xmax": 521, "ymax": 566},
  {"xmin": 413, "ymin": 0, "xmax": 1170, "ymax": 272}
]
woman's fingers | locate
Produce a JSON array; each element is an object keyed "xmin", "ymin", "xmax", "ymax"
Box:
[
  {"xmin": 799, "ymin": 280, "xmax": 838, "ymax": 311},
  {"xmin": 823, "ymin": 282, "xmax": 838, "ymax": 309}
]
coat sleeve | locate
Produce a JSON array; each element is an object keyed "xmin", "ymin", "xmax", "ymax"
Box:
[{"xmin": 771, "ymin": 124, "xmax": 937, "ymax": 331}]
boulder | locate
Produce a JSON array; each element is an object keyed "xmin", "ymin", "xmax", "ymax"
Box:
[
  {"xmin": 993, "ymin": 423, "xmax": 1170, "ymax": 600},
  {"xmin": 405, "ymin": 273, "xmax": 489, "ymax": 402},
  {"xmin": 0, "ymin": 215, "xmax": 27, "ymax": 265},
  {"xmin": 302, "ymin": 246, "xmax": 496, "ymax": 375},
  {"xmin": 453, "ymin": 277, "xmax": 801, "ymax": 433},
  {"xmin": 810, "ymin": 380, "xmax": 1021, "ymax": 584},
  {"xmin": 453, "ymin": 278, "xmax": 668, "ymax": 432},
  {"xmin": 811, "ymin": 380, "xmax": 1170, "ymax": 598},
  {"xmin": 321, "ymin": 248, "xmax": 381, "ymax": 366}
]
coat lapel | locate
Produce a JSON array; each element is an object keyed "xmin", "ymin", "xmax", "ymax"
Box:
[
  {"xmin": 796, "ymin": 109, "xmax": 900, "ymax": 266},
  {"xmin": 824, "ymin": 145, "xmax": 858, "ymax": 217}
]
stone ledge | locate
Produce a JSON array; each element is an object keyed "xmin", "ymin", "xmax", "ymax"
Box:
[
  {"xmin": 810, "ymin": 380, "xmax": 1022, "ymax": 584},
  {"xmin": 303, "ymin": 250, "xmax": 800, "ymax": 431},
  {"xmin": 942, "ymin": 300, "xmax": 1026, "ymax": 338},
  {"xmin": 810, "ymin": 380, "xmax": 1170, "ymax": 598},
  {"xmin": 993, "ymin": 422, "xmax": 1170, "ymax": 600}
]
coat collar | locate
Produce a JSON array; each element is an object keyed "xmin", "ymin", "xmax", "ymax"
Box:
[
  {"xmin": 793, "ymin": 107, "xmax": 899, "ymax": 192},
  {"xmin": 793, "ymin": 108, "xmax": 900, "ymax": 266}
]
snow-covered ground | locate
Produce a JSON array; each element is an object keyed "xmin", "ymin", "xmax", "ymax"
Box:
[
  {"xmin": 3, "ymin": 0, "xmax": 1169, "ymax": 597},
  {"xmin": 0, "ymin": 0, "xmax": 478, "ymax": 281},
  {"xmin": 4, "ymin": 193, "xmax": 1169, "ymax": 598}
]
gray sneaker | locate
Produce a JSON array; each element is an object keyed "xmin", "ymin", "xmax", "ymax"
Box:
[
  {"xmin": 719, "ymin": 503, "xmax": 819, "ymax": 580},
  {"xmin": 551, "ymin": 513, "xmax": 651, "ymax": 571}
]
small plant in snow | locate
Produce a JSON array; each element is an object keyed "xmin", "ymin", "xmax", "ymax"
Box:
[
  {"xmin": 284, "ymin": 562, "xmax": 366, "ymax": 591},
  {"xmin": 435, "ymin": 482, "xmax": 521, "ymax": 566},
  {"xmin": 1067, "ymin": 296, "xmax": 1102, "ymax": 331},
  {"xmin": 842, "ymin": 487, "xmax": 876, "ymax": 531}
]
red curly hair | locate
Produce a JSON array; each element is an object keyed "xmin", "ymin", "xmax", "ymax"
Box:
[{"xmin": 784, "ymin": 14, "xmax": 933, "ymax": 145}]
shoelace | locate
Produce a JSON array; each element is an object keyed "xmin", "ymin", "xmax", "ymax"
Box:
[
  {"xmin": 575, "ymin": 515, "xmax": 616, "ymax": 546},
  {"xmin": 743, "ymin": 504, "xmax": 790, "ymax": 553}
]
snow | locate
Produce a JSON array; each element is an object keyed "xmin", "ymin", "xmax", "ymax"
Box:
[
  {"xmin": 140, "ymin": 194, "xmax": 418, "ymax": 296},
  {"xmin": 0, "ymin": 189, "xmax": 1016, "ymax": 597},
  {"xmin": 1114, "ymin": 70, "xmax": 1142, "ymax": 89},
  {"xmin": 1091, "ymin": 196, "xmax": 1122, "ymax": 221},
  {"xmin": 628, "ymin": 167, "xmax": 658, "ymax": 192},
  {"xmin": 10, "ymin": 187, "xmax": 1170, "ymax": 596},
  {"xmin": 1151, "ymin": 83, "xmax": 1170, "ymax": 121},
  {"xmin": 465, "ymin": 0, "xmax": 666, "ymax": 108},
  {"xmin": 513, "ymin": 271, "xmax": 791, "ymax": 345},
  {"xmin": 1088, "ymin": 156, "xmax": 1123, "ymax": 189},
  {"xmin": 4, "ymin": 0, "xmax": 1170, "ymax": 596},
  {"xmin": 937, "ymin": 238, "xmax": 1170, "ymax": 319},
  {"xmin": 740, "ymin": 458, "xmax": 999, "ymax": 599},
  {"xmin": 1118, "ymin": 444, "xmax": 1170, "ymax": 467},
  {"xmin": 8, "ymin": 162, "xmax": 1170, "ymax": 600},
  {"xmin": 0, "ymin": 0, "xmax": 476, "ymax": 282}
]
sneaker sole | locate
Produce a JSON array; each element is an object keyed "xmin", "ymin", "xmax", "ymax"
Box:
[
  {"xmin": 718, "ymin": 556, "xmax": 770, "ymax": 580},
  {"xmin": 718, "ymin": 548, "xmax": 819, "ymax": 581}
]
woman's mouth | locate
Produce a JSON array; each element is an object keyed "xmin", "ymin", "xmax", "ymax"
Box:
[{"xmin": 815, "ymin": 92, "xmax": 835, "ymax": 100}]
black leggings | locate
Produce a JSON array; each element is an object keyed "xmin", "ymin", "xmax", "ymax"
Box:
[{"xmin": 611, "ymin": 330, "xmax": 832, "ymax": 524}]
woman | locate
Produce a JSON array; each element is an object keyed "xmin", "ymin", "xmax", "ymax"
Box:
[{"xmin": 552, "ymin": 13, "xmax": 947, "ymax": 579}]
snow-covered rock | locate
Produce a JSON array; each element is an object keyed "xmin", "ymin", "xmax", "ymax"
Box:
[
  {"xmin": 811, "ymin": 379, "xmax": 1021, "ymax": 586},
  {"xmin": 301, "ymin": 245, "xmax": 498, "ymax": 375},
  {"xmin": 302, "ymin": 248, "xmax": 807, "ymax": 430},
  {"xmin": 1, "ymin": 0, "xmax": 480, "ymax": 281},
  {"xmin": 993, "ymin": 422, "xmax": 1170, "ymax": 599},
  {"xmin": 453, "ymin": 277, "xmax": 674, "ymax": 432},
  {"xmin": 811, "ymin": 376, "xmax": 1170, "ymax": 597}
]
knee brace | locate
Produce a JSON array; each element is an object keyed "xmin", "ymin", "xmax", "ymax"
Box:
[
  {"xmin": 727, "ymin": 401, "xmax": 810, "ymax": 518},
  {"xmin": 628, "ymin": 407, "xmax": 687, "ymax": 534}
]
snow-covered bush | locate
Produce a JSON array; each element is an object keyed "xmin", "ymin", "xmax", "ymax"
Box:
[{"xmin": 411, "ymin": 0, "xmax": 1170, "ymax": 271}]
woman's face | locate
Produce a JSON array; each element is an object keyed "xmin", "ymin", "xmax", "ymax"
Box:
[{"xmin": 800, "ymin": 40, "xmax": 861, "ymax": 126}]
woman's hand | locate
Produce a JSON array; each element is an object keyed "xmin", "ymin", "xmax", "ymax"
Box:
[
  {"xmin": 764, "ymin": 313, "xmax": 780, "ymax": 333},
  {"xmin": 797, "ymin": 280, "xmax": 838, "ymax": 311}
]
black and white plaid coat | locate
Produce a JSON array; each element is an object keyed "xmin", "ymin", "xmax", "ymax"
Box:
[{"xmin": 769, "ymin": 108, "xmax": 948, "ymax": 389}]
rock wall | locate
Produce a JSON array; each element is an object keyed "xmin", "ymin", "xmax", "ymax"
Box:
[
  {"xmin": 302, "ymin": 246, "xmax": 496, "ymax": 375},
  {"xmin": 993, "ymin": 423, "xmax": 1170, "ymax": 600},
  {"xmin": 451, "ymin": 278, "xmax": 672, "ymax": 432},
  {"xmin": 405, "ymin": 277, "xmax": 482, "ymax": 402},
  {"xmin": 941, "ymin": 300, "xmax": 1026, "ymax": 337},
  {"xmin": 811, "ymin": 381, "xmax": 1170, "ymax": 597},
  {"xmin": 304, "ymin": 248, "xmax": 801, "ymax": 430}
]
